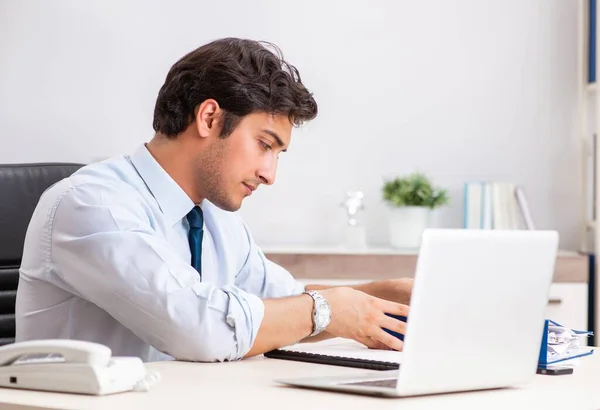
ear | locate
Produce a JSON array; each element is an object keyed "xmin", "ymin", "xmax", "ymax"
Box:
[{"xmin": 194, "ymin": 99, "xmax": 222, "ymax": 138}]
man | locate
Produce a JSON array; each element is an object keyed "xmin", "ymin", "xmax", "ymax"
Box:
[{"xmin": 15, "ymin": 37, "xmax": 412, "ymax": 362}]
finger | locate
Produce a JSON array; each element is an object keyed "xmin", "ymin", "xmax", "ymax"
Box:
[
  {"xmin": 356, "ymin": 336, "xmax": 383, "ymax": 350},
  {"xmin": 366, "ymin": 338, "xmax": 393, "ymax": 350},
  {"xmin": 380, "ymin": 314, "xmax": 407, "ymax": 336},
  {"xmin": 370, "ymin": 327, "xmax": 404, "ymax": 352},
  {"xmin": 379, "ymin": 300, "xmax": 410, "ymax": 317},
  {"xmin": 357, "ymin": 336, "xmax": 391, "ymax": 350}
]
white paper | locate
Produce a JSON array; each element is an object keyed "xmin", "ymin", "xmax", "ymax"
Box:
[
  {"xmin": 545, "ymin": 323, "xmax": 593, "ymax": 363},
  {"xmin": 281, "ymin": 339, "xmax": 404, "ymax": 363}
]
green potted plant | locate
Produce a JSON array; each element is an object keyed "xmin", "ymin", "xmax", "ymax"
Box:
[{"xmin": 382, "ymin": 172, "xmax": 449, "ymax": 248}]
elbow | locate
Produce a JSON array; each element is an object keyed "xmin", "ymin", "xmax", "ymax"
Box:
[
  {"xmin": 159, "ymin": 323, "xmax": 242, "ymax": 363},
  {"xmin": 152, "ymin": 286, "xmax": 262, "ymax": 362}
]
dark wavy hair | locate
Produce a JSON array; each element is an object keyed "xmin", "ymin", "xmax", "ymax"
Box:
[{"xmin": 152, "ymin": 37, "xmax": 318, "ymax": 138}]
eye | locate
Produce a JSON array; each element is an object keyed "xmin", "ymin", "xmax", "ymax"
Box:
[{"xmin": 259, "ymin": 141, "xmax": 272, "ymax": 151}]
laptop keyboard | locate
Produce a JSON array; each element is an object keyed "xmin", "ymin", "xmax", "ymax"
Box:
[{"xmin": 341, "ymin": 379, "xmax": 397, "ymax": 388}]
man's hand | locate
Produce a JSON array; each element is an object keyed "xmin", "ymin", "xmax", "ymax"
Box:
[
  {"xmin": 319, "ymin": 287, "xmax": 409, "ymax": 351},
  {"xmin": 356, "ymin": 278, "xmax": 414, "ymax": 305}
]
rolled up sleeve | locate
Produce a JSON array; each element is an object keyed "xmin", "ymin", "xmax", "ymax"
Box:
[
  {"xmin": 221, "ymin": 285, "xmax": 264, "ymax": 357},
  {"xmin": 50, "ymin": 183, "xmax": 263, "ymax": 362}
]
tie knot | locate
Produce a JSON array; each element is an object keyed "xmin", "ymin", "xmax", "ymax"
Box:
[{"xmin": 186, "ymin": 206, "xmax": 204, "ymax": 229}]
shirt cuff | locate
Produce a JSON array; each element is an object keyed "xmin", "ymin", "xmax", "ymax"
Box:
[{"xmin": 222, "ymin": 285, "xmax": 265, "ymax": 359}]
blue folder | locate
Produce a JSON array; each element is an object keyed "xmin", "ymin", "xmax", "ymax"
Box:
[{"xmin": 538, "ymin": 319, "xmax": 594, "ymax": 366}]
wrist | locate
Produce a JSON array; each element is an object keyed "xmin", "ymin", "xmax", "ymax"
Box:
[{"xmin": 303, "ymin": 290, "xmax": 332, "ymax": 337}]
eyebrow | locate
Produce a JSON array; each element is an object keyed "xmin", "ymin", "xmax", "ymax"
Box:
[{"xmin": 262, "ymin": 129, "xmax": 287, "ymax": 152}]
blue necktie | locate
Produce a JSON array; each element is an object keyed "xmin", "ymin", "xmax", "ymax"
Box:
[{"xmin": 186, "ymin": 206, "xmax": 204, "ymax": 278}]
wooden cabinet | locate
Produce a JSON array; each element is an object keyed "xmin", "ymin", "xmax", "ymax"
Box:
[{"xmin": 546, "ymin": 283, "xmax": 589, "ymax": 333}]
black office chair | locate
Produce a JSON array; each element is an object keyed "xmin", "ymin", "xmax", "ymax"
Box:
[{"xmin": 0, "ymin": 163, "xmax": 84, "ymax": 345}]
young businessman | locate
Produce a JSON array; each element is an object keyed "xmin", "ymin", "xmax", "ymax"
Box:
[{"xmin": 15, "ymin": 37, "xmax": 412, "ymax": 362}]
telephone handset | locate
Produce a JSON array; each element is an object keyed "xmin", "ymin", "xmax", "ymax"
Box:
[
  {"xmin": 0, "ymin": 339, "xmax": 112, "ymax": 368},
  {"xmin": 0, "ymin": 339, "xmax": 160, "ymax": 395}
]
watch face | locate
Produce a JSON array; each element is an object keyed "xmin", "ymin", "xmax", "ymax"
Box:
[{"xmin": 316, "ymin": 304, "xmax": 331, "ymax": 327}]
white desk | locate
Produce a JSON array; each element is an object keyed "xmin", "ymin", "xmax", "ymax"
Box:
[{"xmin": 0, "ymin": 340, "xmax": 599, "ymax": 410}]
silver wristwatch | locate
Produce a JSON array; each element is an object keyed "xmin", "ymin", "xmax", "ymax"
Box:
[{"xmin": 304, "ymin": 290, "xmax": 332, "ymax": 336}]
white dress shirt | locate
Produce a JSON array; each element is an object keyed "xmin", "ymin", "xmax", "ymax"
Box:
[{"xmin": 15, "ymin": 144, "xmax": 305, "ymax": 362}]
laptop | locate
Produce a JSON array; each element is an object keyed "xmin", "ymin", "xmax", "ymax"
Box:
[{"xmin": 275, "ymin": 228, "xmax": 559, "ymax": 397}]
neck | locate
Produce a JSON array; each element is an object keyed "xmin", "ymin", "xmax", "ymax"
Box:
[{"xmin": 146, "ymin": 133, "xmax": 203, "ymax": 204}]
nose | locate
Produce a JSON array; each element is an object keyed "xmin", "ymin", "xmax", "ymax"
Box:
[{"xmin": 257, "ymin": 157, "xmax": 277, "ymax": 186}]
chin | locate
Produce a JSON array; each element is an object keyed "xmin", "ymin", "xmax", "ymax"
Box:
[
  {"xmin": 212, "ymin": 198, "xmax": 243, "ymax": 212},
  {"xmin": 228, "ymin": 202, "xmax": 242, "ymax": 212}
]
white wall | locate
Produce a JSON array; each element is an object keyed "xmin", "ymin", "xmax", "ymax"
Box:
[{"xmin": 0, "ymin": 0, "xmax": 581, "ymax": 250}]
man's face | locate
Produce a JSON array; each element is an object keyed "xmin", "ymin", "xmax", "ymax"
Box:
[{"xmin": 195, "ymin": 112, "xmax": 292, "ymax": 211}]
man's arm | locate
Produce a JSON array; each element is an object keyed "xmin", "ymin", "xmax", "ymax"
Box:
[
  {"xmin": 244, "ymin": 286, "xmax": 410, "ymax": 357},
  {"xmin": 244, "ymin": 294, "xmax": 313, "ymax": 357}
]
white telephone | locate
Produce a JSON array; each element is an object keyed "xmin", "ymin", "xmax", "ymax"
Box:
[{"xmin": 0, "ymin": 339, "xmax": 160, "ymax": 395}]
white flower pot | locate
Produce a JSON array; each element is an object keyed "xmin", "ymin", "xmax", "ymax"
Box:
[{"xmin": 388, "ymin": 206, "xmax": 431, "ymax": 248}]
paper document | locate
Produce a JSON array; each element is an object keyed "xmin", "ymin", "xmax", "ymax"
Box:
[
  {"xmin": 546, "ymin": 323, "xmax": 593, "ymax": 363},
  {"xmin": 539, "ymin": 320, "xmax": 594, "ymax": 365}
]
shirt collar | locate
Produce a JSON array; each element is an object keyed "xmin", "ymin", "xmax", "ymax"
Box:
[{"xmin": 129, "ymin": 144, "xmax": 195, "ymax": 227}]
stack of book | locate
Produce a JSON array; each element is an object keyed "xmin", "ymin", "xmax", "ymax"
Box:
[{"xmin": 463, "ymin": 182, "xmax": 535, "ymax": 230}]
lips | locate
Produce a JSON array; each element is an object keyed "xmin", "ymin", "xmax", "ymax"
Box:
[{"xmin": 242, "ymin": 182, "xmax": 256, "ymax": 195}]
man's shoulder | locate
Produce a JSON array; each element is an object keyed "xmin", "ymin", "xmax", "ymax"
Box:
[
  {"xmin": 69, "ymin": 155, "xmax": 142, "ymax": 191},
  {"xmin": 37, "ymin": 156, "xmax": 152, "ymax": 224},
  {"xmin": 42, "ymin": 157, "xmax": 128, "ymax": 196}
]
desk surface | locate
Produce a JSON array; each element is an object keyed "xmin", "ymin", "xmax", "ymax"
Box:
[{"xmin": 0, "ymin": 341, "xmax": 598, "ymax": 410}]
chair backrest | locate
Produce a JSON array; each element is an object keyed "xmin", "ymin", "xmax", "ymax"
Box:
[{"xmin": 0, "ymin": 163, "xmax": 84, "ymax": 345}]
